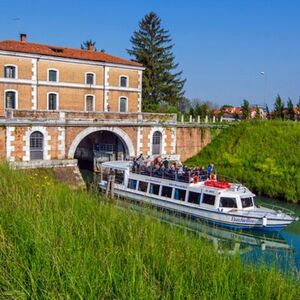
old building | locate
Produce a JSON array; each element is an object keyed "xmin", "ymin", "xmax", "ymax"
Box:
[{"xmin": 0, "ymin": 34, "xmax": 212, "ymax": 168}]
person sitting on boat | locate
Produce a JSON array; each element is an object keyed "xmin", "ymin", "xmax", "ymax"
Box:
[{"xmin": 163, "ymin": 157, "xmax": 169, "ymax": 169}]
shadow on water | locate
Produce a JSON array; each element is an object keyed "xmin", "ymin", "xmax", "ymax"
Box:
[{"xmin": 80, "ymin": 169, "xmax": 300, "ymax": 276}]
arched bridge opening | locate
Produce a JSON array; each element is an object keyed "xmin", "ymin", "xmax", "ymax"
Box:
[{"xmin": 73, "ymin": 129, "xmax": 131, "ymax": 171}]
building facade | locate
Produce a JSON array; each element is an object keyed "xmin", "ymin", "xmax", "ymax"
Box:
[{"xmin": 0, "ymin": 35, "xmax": 213, "ymax": 167}]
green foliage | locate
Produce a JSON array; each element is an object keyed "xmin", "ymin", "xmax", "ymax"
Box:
[
  {"xmin": 0, "ymin": 166, "xmax": 299, "ymax": 298},
  {"xmin": 241, "ymin": 99, "xmax": 250, "ymax": 120},
  {"xmin": 127, "ymin": 12, "xmax": 186, "ymax": 112},
  {"xmin": 274, "ymin": 94, "xmax": 285, "ymax": 120},
  {"xmin": 185, "ymin": 121, "xmax": 300, "ymax": 203},
  {"xmin": 287, "ymin": 98, "xmax": 295, "ymax": 120}
]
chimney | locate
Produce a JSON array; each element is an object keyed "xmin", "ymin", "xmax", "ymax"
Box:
[
  {"xmin": 87, "ymin": 42, "xmax": 94, "ymax": 51},
  {"xmin": 20, "ymin": 33, "xmax": 27, "ymax": 43}
]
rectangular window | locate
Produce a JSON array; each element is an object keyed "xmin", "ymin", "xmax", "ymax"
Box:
[
  {"xmin": 4, "ymin": 66, "xmax": 16, "ymax": 78},
  {"xmin": 127, "ymin": 179, "xmax": 137, "ymax": 190},
  {"xmin": 120, "ymin": 97, "xmax": 127, "ymax": 112},
  {"xmin": 5, "ymin": 91, "xmax": 16, "ymax": 109},
  {"xmin": 188, "ymin": 191, "xmax": 201, "ymax": 204},
  {"xmin": 86, "ymin": 73, "xmax": 94, "ymax": 85},
  {"xmin": 241, "ymin": 197, "xmax": 253, "ymax": 208},
  {"xmin": 48, "ymin": 94, "xmax": 57, "ymax": 110},
  {"xmin": 138, "ymin": 181, "xmax": 148, "ymax": 192},
  {"xmin": 161, "ymin": 186, "xmax": 172, "ymax": 198},
  {"xmin": 120, "ymin": 76, "xmax": 127, "ymax": 87},
  {"xmin": 202, "ymin": 193, "xmax": 215, "ymax": 206},
  {"xmin": 174, "ymin": 188, "xmax": 186, "ymax": 201},
  {"xmin": 48, "ymin": 70, "xmax": 57, "ymax": 82},
  {"xmin": 220, "ymin": 197, "xmax": 237, "ymax": 208},
  {"xmin": 149, "ymin": 183, "xmax": 160, "ymax": 195},
  {"xmin": 86, "ymin": 96, "xmax": 94, "ymax": 111}
]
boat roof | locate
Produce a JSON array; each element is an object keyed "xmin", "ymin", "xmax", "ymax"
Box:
[{"xmin": 101, "ymin": 160, "xmax": 132, "ymax": 171}]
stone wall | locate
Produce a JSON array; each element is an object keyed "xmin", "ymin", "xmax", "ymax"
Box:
[{"xmin": 176, "ymin": 127, "xmax": 212, "ymax": 161}]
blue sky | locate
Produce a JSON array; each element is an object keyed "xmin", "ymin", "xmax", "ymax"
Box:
[{"xmin": 0, "ymin": 0, "xmax": 299, "ymax": 108}]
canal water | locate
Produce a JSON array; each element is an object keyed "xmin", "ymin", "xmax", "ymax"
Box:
[{"xmin": 81, "ymin": 170, "xmax": 300, "ymax": 275}]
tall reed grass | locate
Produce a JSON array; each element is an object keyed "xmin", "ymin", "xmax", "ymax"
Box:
[{"xmin": 0, "ymin": 165, "xmax": 299, "ymax": 299}]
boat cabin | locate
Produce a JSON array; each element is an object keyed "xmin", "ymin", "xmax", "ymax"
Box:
[{"xmin": 100, "ymin": 161, "xmax": 256, "ymax": 212}]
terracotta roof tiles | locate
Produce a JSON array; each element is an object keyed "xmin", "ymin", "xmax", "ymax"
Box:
[{"xmin": 0, "ymin": 40, "xmax": 142, "ymax": 68}]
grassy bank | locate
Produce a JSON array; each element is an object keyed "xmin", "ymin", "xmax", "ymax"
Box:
[
  {"xmin": 0, "ymin": 165, "xmax": 299, "ymax": 299},
  {"xmin": 186, "ymin": 121, "xmax": 300, "ymax": 203}
]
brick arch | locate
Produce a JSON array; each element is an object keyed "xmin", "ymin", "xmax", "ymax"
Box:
[{"xmin": 67, "ymin": 127, "xmax": 135, "ymax": 158}]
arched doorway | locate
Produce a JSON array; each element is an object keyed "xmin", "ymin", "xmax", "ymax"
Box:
[
  {"xmin": 152, "ymin": 131, "xmax": 162, "ymax": 155},
  {"xmin": 74, "ymin": 130, "xmax": 130, "ymax": 170},
  {"xmin": 30, "ymin": 131, "xmax": 44, "ymax": 160}
]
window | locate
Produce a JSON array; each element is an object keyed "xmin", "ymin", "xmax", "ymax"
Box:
[
  {"xmin": 120, "ymin": 76, "xmax": 128, "ymax": 87},
  {"xmin": 220, "ymin": 197, "xmax": 237, "ymax": 208},
  {"xmin": 128, "ymin": 179, "xmax": 137, "ymax": 190},
  {"xmin": 85, "ymin": 95, "xmax": 94, "ymax": 111},
  {"xmin": 119, "ymin": 97, "xmax": 127, "ymax": 112},
  {"xmin": 30, "ymin": 131, "xmax": 44, "ymax": 160},
  {"xmin": 5, "ymin": 91, "xmax": 16, "ymax": 109},
  {"xmin": 48, "ymin": 93, "xmax": 58, "ymax": 110},
  {"xmin": 48, "ymin": 69, "xmax": 58, "ymax": 82},
  {"xmin": 4, "ymin": 65, "xmax": 16, "ymax": 78},
  {"xmin": 241, "ymin": 197, "xmax": 253, "ymax": 208},
  {"xmin": 161, "ymin": 186, "xmax": 172, "ymax": 198},
  {"xmin": 202, "ymin": 193, "xmax": 215, "ymax": 206},
  {"xmin": 138, "ymin": 181, "xmax": 148, "ymax": 192},
  {"xmin": 149, "ymin": 183, "xmax": 160, "ymax": 195},
  {"xmin": 86, "ymin": 73, "xmax": 95, "ymax": 85},
  {"xmin": 188, "ymin": 191, "xmax": 201, "ymax": 205},
  {"xmin": 152, "ymin": 131, "xmax": 162, "ymax": 155},
  {"xmin": 174, "ymin": 188, "xmax": 186, "ymax": 201}
]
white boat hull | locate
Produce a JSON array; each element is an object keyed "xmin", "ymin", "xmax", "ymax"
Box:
[{"xmin": 101, "ymin": 184, "xmax": 294, "ymax": 231}]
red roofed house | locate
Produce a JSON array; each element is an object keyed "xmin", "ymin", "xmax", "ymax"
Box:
[{"xmin": 0, "ymin": 34, "xmax": 212, "ymax": 168}]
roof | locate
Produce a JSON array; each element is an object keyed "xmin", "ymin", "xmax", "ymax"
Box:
[
  {"xmin": 0, "ymin": 40, "xmax": 143, "ymax": 67},
  {"xmin": 101, "ymin": 160, "xmax": 132, "ymax": 170}
]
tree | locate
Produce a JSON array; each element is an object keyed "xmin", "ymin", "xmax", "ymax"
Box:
[
  {"xmin": 81, "ymin": 40, "xmax": 105, "ymax": 52},
  {"xmin": 81, "ymin": 39, "xmax": 97, "ymax": 51},
  {"xmin": 297, "ymin": 98, "xmax": 300, "ymax": 110},
  {"xmin": 127, "ymin": 12, "xmax": 186, "ymax": 112},
  {"xmin": 254, "ymin": 106, "xmax": 261, "ymax": 120},
  {"xmin": 273, "ymin": 94, "xmax": 285, "ymax": 120},
  {"xmin": 241, "ymin": 99, "xmax": 250, "ymax": 120},
  {"xmin": 287, "ymin": 98, "xmax": 294, "ymax": 120},
  {"xmin": 265, "ymin": 104, "xmax": 270, "ymax": 120}
]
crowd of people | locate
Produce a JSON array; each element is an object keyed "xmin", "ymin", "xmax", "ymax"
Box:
[{"xmin": 132, "ymin": 154, "xmax": 215, "ymax": 183}]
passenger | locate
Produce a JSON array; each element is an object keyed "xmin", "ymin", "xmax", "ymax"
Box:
[
  {"xmin": 207, "ymin": 163, "xmax": 213, "ymax": 177},
  {"xmin": 163, "ymin": 157, "xmax": 169, "ymax": 169}
]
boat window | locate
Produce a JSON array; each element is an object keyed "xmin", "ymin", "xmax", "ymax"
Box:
[
  {"xmin": 115, "ymin": 170, "xmax": 124, "ymax": 184},
  {"xmin": 128, "ymin": 179, "xmax": 137, "ymax": 190},
  {"xmin": 219, "ymin": 197, "xmax": 237, "ymax": 208},
  {"xmin": 149, "ymin": 183, "xmax": 160, "ymax": 195},
  {"xmin": 188, "ymin": 191, "xmax": 201, "ymax": 204},
  {"xmin": 161, "ymin": 186, "xmax": 172, "ymax": 198},
  {"xmin": 202, "ymin": 193, "xmax": 215, "ymax": 206},
  {"xmin": 174, "ymin": 188, "xmax": 186, "ymax": 201},
  {"xmin": 138, "ymin": 181, "xmax": 148, "ymax": 192},
  {"xmin": 241, "ymin": 197, "xmax": 253, "ymax": 208}
]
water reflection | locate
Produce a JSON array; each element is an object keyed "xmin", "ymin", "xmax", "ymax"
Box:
[{"xmin": 117, "ymin": 201, "xmax": 300, "ymax": 274}]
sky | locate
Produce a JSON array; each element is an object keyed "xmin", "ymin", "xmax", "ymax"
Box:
[{"xmin": 0, "ymin": 0, "xmax": 300, "ymax": 108}]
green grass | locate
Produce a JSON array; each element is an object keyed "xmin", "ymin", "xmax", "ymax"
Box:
[
  {"xmin": 185, "ymin": 121, "xmax": 300, "ymax": 203},
  {"xmin": 0, "ymin": 165, "xmax": 299, "ymax": 299}
]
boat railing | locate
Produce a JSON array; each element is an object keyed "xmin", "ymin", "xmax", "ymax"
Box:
[
  {"xmin": 256, "ymin": 202, "xmax": 298, "ymax": 218},
  {"xmin": 131, "ymin": 165, "xmax": 209, "ymax": 184}
]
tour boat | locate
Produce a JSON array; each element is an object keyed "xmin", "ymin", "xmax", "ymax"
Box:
[{"xmin": 99, "ymin": 161, "xmax": 298, "ymax": 232}]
